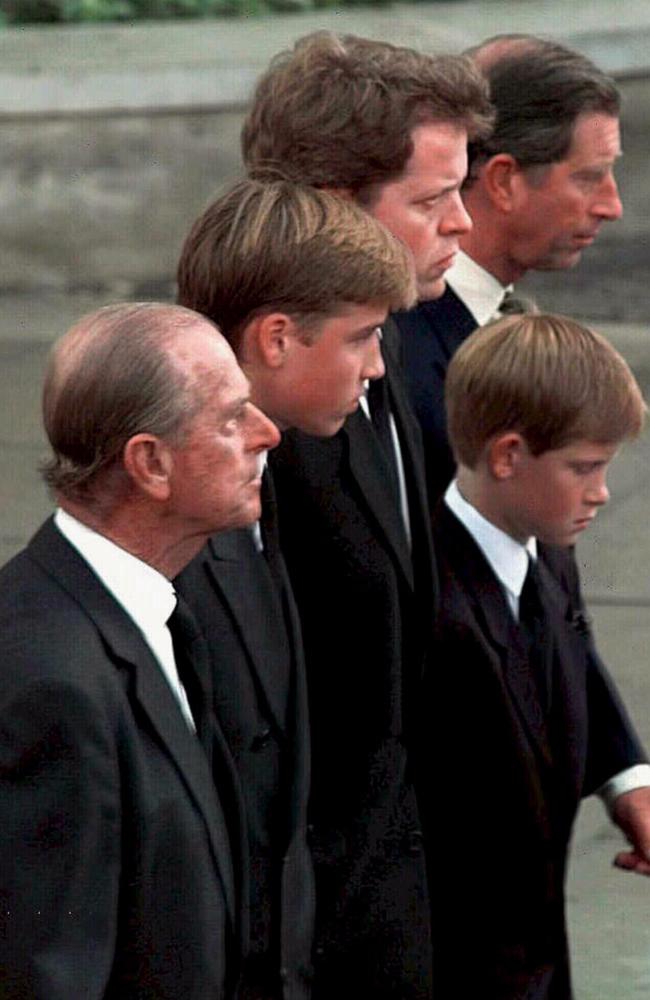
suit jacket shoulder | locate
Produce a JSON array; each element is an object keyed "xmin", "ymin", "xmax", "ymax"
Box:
[
  {"xmin": 0, "ymin": 518, "xmax": 241, "ymax": 1000},
  {"xmin": 392, "ymin": 288, "xmax": 477, "ymax": 503}
]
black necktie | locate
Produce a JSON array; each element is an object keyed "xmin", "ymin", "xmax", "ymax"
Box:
[
  {"xmin": 367, "ymin": 376, "xmax": 400, "ymax": 501},
  {"xmin": 167, "ymin": 594, "xmax": 212, "ymax": 755},
  {"xmin": 259, "ymin": 469, "xmax": 284, "ymax": 593},
  {"xmin": 518, "ymin": 557, "xmax": 552, "ymax": 713},
  {"xmin": 499, "ymin": 289, "xmax": 538, "ymax": 316}
]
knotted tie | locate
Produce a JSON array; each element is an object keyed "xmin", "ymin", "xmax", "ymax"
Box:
[
  {"xmin": 259, "ymin": 469, "xmax": 284, "ymax": 593},
  {"xmin": 367, "ymin": 376, "xmax": 400, "ymax": 501},
  {"xmin": 518, "ymin": 556, "xmax": 552, "ymax": 714},
  {"xmin": 167, "ymin": 594, "xmax": 212, "ymax": 755},
  {"xmin": 498, "ymin": 289, "xmax": 538, "ymax": 316}
]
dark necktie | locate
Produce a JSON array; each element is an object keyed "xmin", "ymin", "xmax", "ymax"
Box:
[
  {"xmin": 259, "ymin": 469, "xmax": 284, "ymax": 593},
  {"xmin": 518, "ymin": 556, "xmax": 552, "ymax": 714},
  {"xmin": 167, "ymin": 594, "xmax": 213, "ymax": 756},
  {"xmin": 367, "ymin": 376, "xmax": 400, "ymax": 501},
  {"xmin": 499, "ymin": 289, "xmax": 538, "ymax": 316}
]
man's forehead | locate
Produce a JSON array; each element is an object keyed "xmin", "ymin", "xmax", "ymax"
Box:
[{"xmin": 565, "ymin": 111, "xmax": 621, "ymax": 161}]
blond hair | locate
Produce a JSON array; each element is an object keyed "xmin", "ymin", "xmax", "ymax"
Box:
[
  {"xmin": 177, "ymin": 177, "xmax": 416, "ymax": 347},
  {"xmin": 446, "ymin": 313, "xmax": 646, "ymax": 467}
]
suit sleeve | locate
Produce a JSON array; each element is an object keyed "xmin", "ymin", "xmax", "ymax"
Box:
[
  {"xmin": 0, "ymin": 671, "xmax": 121, "ymax": 998},
  {"xmin": 556, "ymin": 549, "xmax": 648, "ymax": 794}
]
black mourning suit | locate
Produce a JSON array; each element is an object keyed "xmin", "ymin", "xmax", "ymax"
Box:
[
  {"xmin": 421, "ymin": 503, "xmax": 646, "ymax": 998},
  {"xmin": 393, "ymin": 286, "xmax": 478, "ymax": 502},
  {"xmin": 175, "ymin": 474, "xmax": 314, "ymax": 1000},
  {"xmin": 0, "ymin": 519, "xmax": 243, "ymax": 999},
  {"xmin": 269, "ymin": 321, "xmax": 438, "ymax": 998}
]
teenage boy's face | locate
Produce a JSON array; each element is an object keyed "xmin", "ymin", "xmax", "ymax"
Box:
[
  {"xmin": 504, "ymin": 438, "xmax": 617, "ymax": 546},
  {"xmin": 365, "ymin": 122, "xmax": 471, "ymax": 301},
  {"xmin": 270, "ymin": 302, "xmax": 387, "ymax": 437}
]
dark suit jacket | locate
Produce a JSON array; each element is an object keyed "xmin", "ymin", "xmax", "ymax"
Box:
[
  {"xmin": 0, "ymin": 518, "xmax": 243, "ymax": 999},
  {"xmin": 175, "ymin": 517, "xmax": 314, "ymax": 1000},
  {"xmin": 393, "ymin": 286, "xmax": 477, "ymax": 503},
  {"xmin": 269, "ymin": 322, "xmax": 438, "ymax": 998},
  {"xmin": 421, "ymin": 503, "xmax": 646, "ymax": 999}
]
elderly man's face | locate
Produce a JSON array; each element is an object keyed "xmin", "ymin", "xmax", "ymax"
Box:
[
  {"xmin": 169, "ymin": 326, "xmax": 280, "ymax": 534},
  {"xmin": 510, "ymin": 112, "xmax": 622, "ymax": 273}
]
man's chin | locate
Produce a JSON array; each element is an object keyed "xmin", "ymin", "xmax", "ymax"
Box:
[{"xmin": 416, "ymin": 275, "xmax": 447, "ymax": 303}]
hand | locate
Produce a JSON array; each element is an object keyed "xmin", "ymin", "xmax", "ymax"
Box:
[{"xmin": 612, "ymin": 786, "xmax": 650, "ymax": 877}]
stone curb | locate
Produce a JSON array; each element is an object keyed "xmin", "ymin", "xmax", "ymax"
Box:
[{"xmin": 2, "ymin": 0, "xmax": 650, "ymax": 117}]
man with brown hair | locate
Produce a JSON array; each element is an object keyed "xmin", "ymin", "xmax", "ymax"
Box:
[
  {"xmin": 0, "ymin": 302, "xmax": 279, "ymax": 998},
  {"xmin": 175, "ymin": 177, "xmax": 416, "ymax": 998},
  {"xmin": 423, "ymin": 312, "xmax": 650, "ymax": 997},
  {"xmin": 240, "ymin": 33, "xmax": 492, "ymax": 998},
  {"xmin": 397, "ymin": 35, "xmax": 625, "ymax": 501}
]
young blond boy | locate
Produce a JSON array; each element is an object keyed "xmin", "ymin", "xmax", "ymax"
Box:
[
  {"xmin": 422, "ymin": 313, "xmax": 650, "ymax": 999},
  {"xmin": 174, "ymin": 177, "xmax": 416, "ymax": 1000}
]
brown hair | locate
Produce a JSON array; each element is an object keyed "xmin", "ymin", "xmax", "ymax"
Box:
[
  {"xmin": 177, "ymin": 177, "xmax": 416, "ymax": 348},
  {"xmin": 465, "ymin": 35, "xmax": 620, "ymax": 181},
  {"xmin": 42, "ymin": 302, "xmax": 218, "ymax": 506},
  {"xmin": 241, "ymin": 31, "xmax": 493, "ymax": 195},
  {"xmin": 446, "ymin": 313, "xmax": 646, "ymax": 467}
]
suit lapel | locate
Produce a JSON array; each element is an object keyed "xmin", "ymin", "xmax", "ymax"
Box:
[
  {"xmin": 28, "ymin": 518, "xmax": 238, "ymax": 926},
  {"xmin": 401, "ymin": 285, "xmax": 477, "ymax": 370},
  {"xmin": 343, "ymin": 407, "xmax": 414, "ymax": 589},
  {"xmin": 382, "ymin": 318, "xmax": 437, "ymax": 600},
  {"xmin": 205, "ymin": 528, "xmax": 291, "ymax": 734},
  {"xmin": 437, "ymin": 506, "xmax": 553, "ymax": 769}
]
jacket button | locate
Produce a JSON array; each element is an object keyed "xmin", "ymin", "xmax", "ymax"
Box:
[
  {"xmin": 406, "ymin": 829, "xmax": 424, "ymax": 856},
  {"xmin": 250, "ymin": 727, "xmax": 272, "ymax": 752}
]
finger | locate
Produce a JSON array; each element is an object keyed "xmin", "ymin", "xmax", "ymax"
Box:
[{"xmin": 614, "ymin": 850, "xmax": 650, "ymax": 876}]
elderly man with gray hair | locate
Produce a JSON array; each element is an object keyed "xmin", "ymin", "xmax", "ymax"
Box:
[{"xmin": 0, "ymin": 302, "xmax": 278, "ymax": 999}]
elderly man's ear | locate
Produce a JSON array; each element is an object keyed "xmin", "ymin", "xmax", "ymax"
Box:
[{"xmin": 123, "ymin": 435, "xmax": 173, "ymax": 501}]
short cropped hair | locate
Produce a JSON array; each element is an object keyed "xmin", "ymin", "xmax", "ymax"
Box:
[
  {"xmin": 466, "ymin": 35, "xmax": 620, "ymax": 179},
  {"xmin": 241, "ymin": 31, "xmax": 493, "ymax": 195},
  {"xmin": 42, "ymin": 302, "xmax": 216, "ymax": 506},
  {"xmin": 446, "ymin": 313, "xmax": 645, "ymax": 468},
  {"xmin": 177, "ymin": 177, "xmax": 417, "ymax": 348}
]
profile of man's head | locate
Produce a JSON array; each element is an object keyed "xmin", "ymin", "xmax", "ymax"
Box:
[
  {"xmin": 241, "ymin": 33, "xmax": 493, "ymax": 300},
  {"xmin": 464, "ymin": 36, "xmax": 623, "ymax": 276},
  {"xmin": 42, "ymin": 302, "xmax": 277, "ymax": 530},
  {"xmin": 177, "ymin": 178, "xmax": 415, "ymax": 435}
]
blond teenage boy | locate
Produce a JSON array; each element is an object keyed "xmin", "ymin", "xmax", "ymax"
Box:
[
  {"xmin": 175, "ymin": 178, "xmax": 415, "ymax": 1000},
  {"xmin": 421, "ymin": 313, "xmax": 650, "ymax": 999}
]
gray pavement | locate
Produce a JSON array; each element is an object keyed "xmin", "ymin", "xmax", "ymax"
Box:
[
  {"xmin": 1, "ymin": 298, "xmax": 650, "ymax": 997},
  {"xmin": 2, "ymin": 2, "xmax": 650, "ymax": 992}
]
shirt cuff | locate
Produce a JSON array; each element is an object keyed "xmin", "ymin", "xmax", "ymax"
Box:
[{"xmin": 597, "ymin": 764, "xmax": 650, "ymax": 813}]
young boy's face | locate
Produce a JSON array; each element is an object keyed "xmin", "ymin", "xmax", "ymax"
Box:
[
  {"xmin": 269, "ymin": 302, "xmax": 387, "ymax": 437},
  {"xmin": 504, "ymin": 438, "xmax": 617, "ymax": 546}
]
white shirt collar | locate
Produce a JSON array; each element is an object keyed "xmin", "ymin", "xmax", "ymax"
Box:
[
  {"xmin": 445, "ymin": 250, "xmax": 510, "ymax": 327},
  {"xmin": 54, "ymin": 507, "xmax": 176, "ymax": 635},
  {"xmin": 444, "ymin": 480, "xmax": 536, "ymax": 604}
]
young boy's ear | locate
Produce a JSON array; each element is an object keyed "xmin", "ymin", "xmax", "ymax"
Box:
[
  {"xmin": 488, "ymin": 432, "xmax": 527, "ymax": 480},
  {"xmin": 243, "ymin": 312, "xmax": 298, "ymax": 369}
]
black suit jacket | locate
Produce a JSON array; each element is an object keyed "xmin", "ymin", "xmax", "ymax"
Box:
[
  {"xmin": 0, "ymin": 519, "xmax": 243, "ymax": 999},
  {"xmin": 421, "ymin": 504, "xmax": 646, "ymax": 999},
  {"xmin": 269, "ymin": 323, "xmax": 438, "ymax": 998},
  {"xmin": 394, "ymin": 286, "xmax": 477, "ymax": 503},
  {"xmin": 175, "ymin": 515, "xmax": 314, "ymax": 1000}
]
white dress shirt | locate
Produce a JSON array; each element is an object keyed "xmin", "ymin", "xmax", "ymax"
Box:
[
  {"xmin": 444, "ymin": 481, "xmax": 650, "ymax": 810},
  {"xmin": 445, "ymin": 250, "xmax": 510, "ymax": 326},
  {"xmin": 54, "ymin": 507, "xmax": 195, "ymax": 730}
]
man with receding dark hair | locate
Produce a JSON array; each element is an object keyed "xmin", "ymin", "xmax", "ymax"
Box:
[
  {"xmin": 0, "ymin": 302, "xmax": 279, "ymax": 999},
  {"xmin": 397, "ymin": 34, "xmax": 625, "ymax": 501}
]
